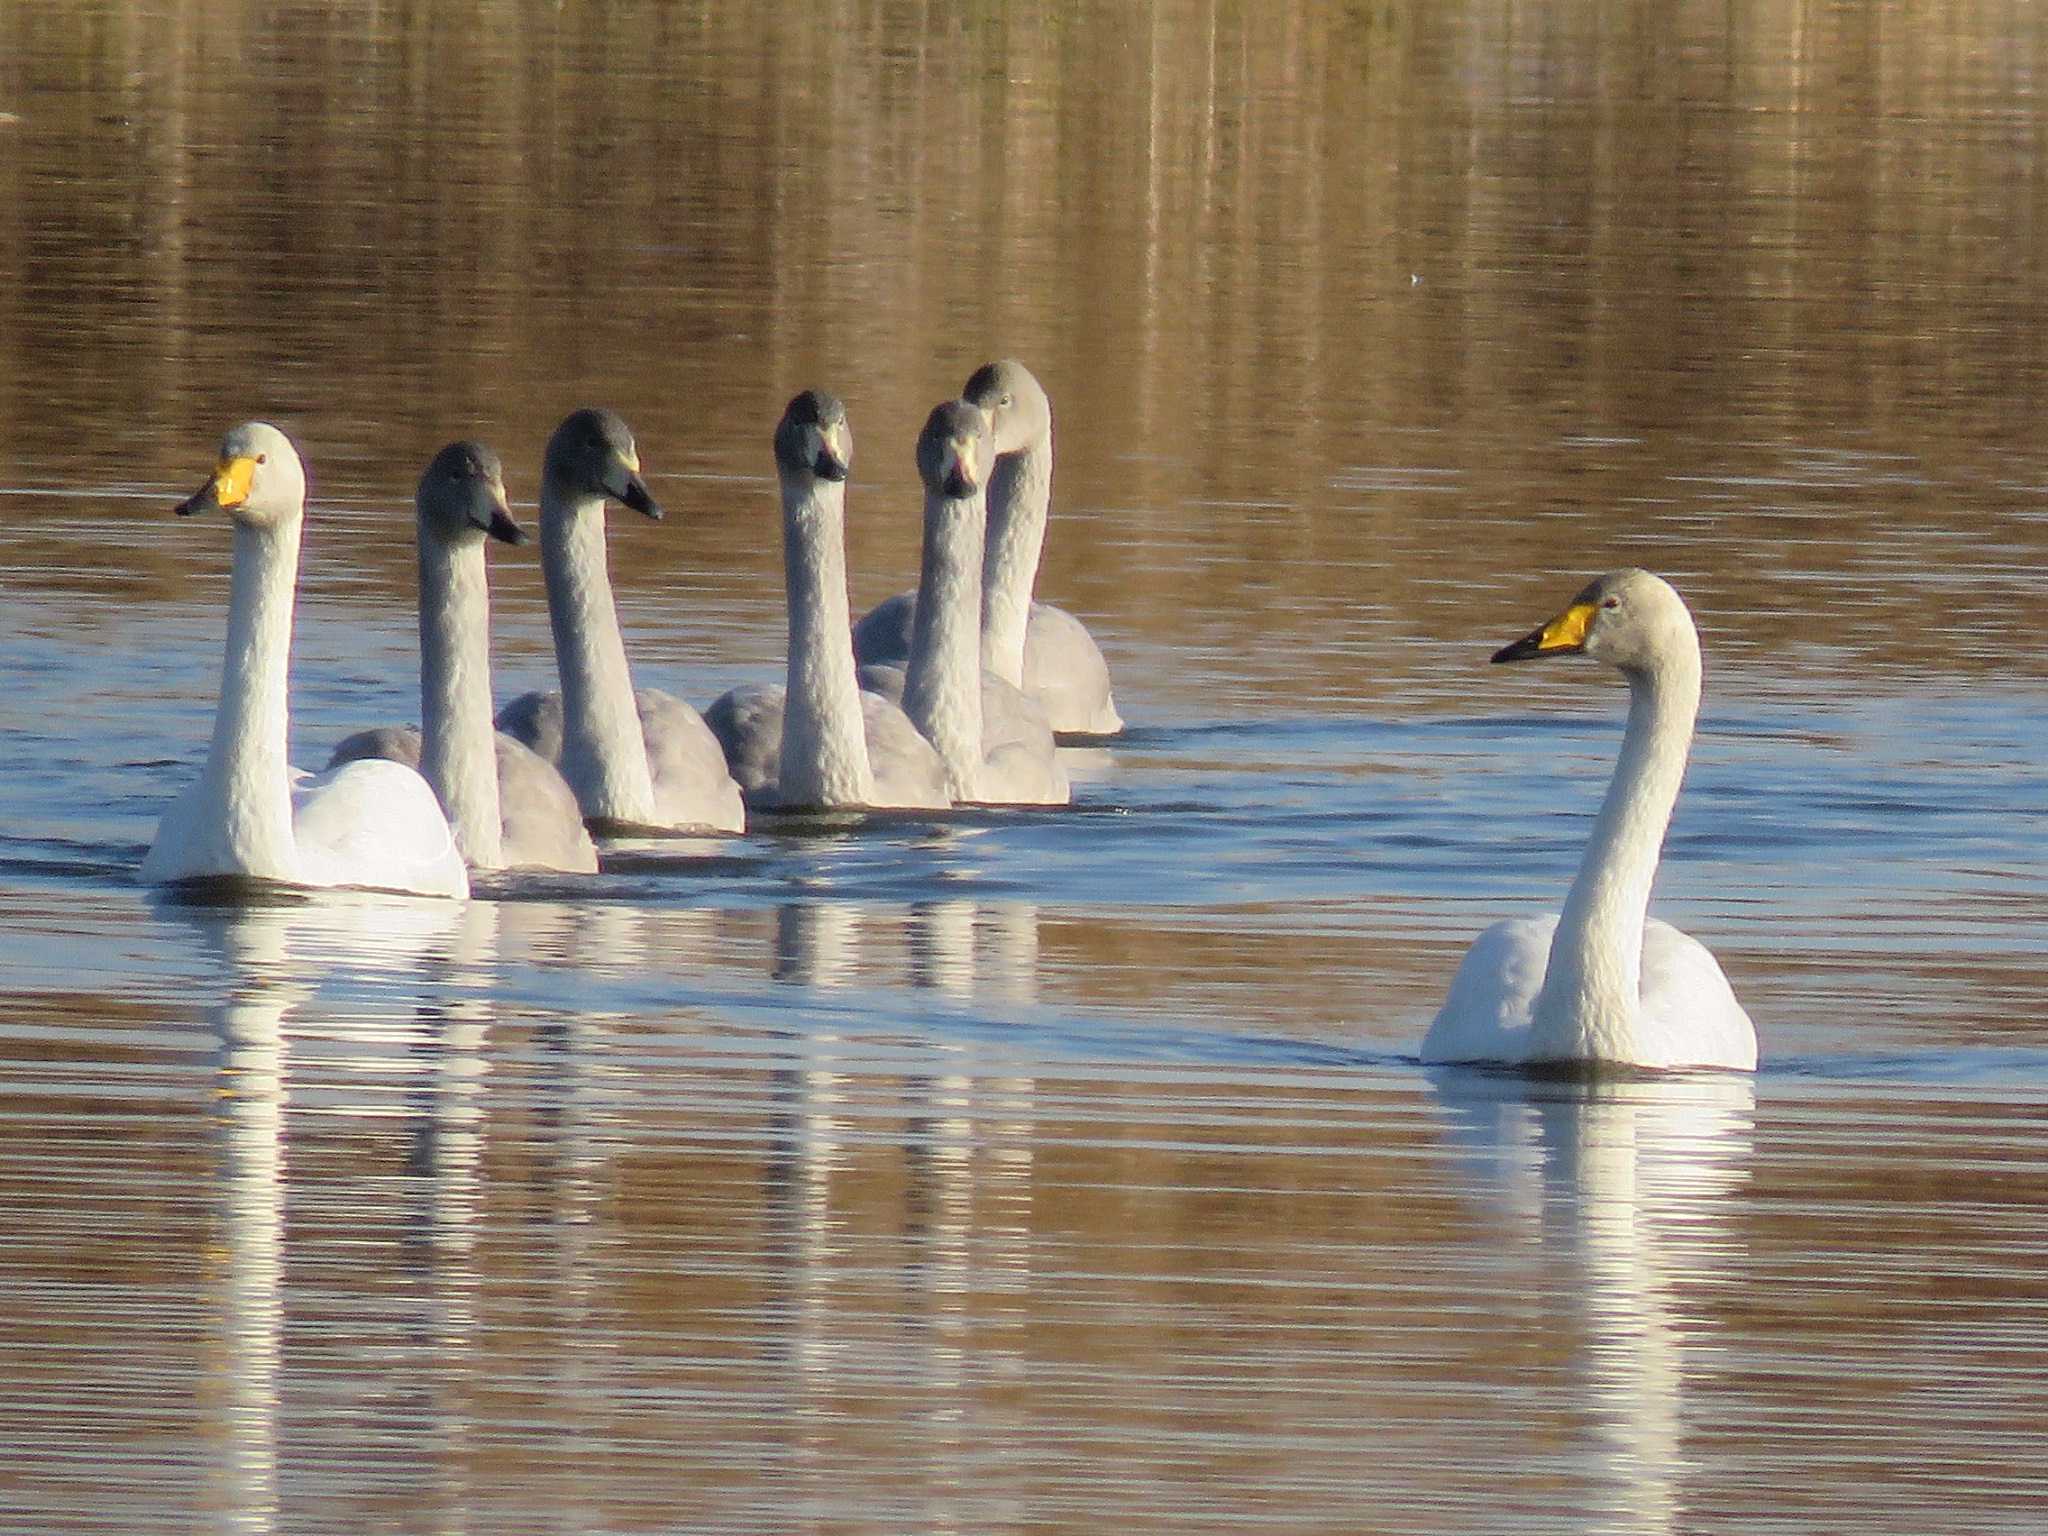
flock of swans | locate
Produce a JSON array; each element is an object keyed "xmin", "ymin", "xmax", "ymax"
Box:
[{"xmin": 139, "ymin": 360, "xmax": 1757, "ymax": 1075}]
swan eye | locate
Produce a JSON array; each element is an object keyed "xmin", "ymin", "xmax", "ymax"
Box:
[
  {"xmin": 1601, "ymin": 596, "xmax": 1620, "ymax": 610},
  {"xmin": 256, "ymin": 453, "xmax": 268, "ymax": 465}
]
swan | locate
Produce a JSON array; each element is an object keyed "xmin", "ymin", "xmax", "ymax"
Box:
[
  {"xmin": 852, "ymin": 359, "xmax": 1123, "ymax": 736},
  {"xmin": 862, "ymin": 401, "xmax": 1068, "ymax": 806},
  {"xmin": 703, "ymin": 391, "xmax": 949, "ymax": 810},
  {"xmin": 326, "ymin": 442, "xmax": 598, "ymax": 873},
  {"xmin": 1422, "ymin": 569, "xmax": 1757, "ymax": 1072},
  {"xmin": 140, "ymin": 422, "xmax": 469, "ymax": 899},
  {"xmin": 495, "ymin": 408, "xmax": 745, "ymax": 835}
]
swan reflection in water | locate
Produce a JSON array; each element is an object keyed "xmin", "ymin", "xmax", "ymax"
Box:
[
  {"xmin": 174, "ymin": 891, "xmax": 498, "ymax": 1535},
  {"xmin": 763, "ymin": 894, "xmax": 1040, "ymax": 1521},
  {"xmin": 1430, "ymin": 1069, "xmax": 1755, "ymax": 1536}
]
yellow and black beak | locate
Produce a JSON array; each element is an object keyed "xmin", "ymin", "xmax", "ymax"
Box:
[
  {"xmin": 1492, "ymin": 600, "xmax": 1596, "ymax": 664},
  {"xmin": 175, "ymin": 455, "xmax": 257, "ymax": 517}
]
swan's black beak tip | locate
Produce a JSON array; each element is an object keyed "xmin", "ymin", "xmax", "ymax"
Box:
[{"xmin": 486, "ymin": 505, "xmax": 529, "ymax": 545}]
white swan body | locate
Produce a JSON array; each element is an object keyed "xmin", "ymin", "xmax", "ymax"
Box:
[
  {"xmin": 873, "ymin": 400, "xmax": 1067, "ymax": 807},
  {"xmin": 328, "ymin": 442, "xmax": 597, "ymax": 874},
  {"xmin": 141, "ymin": 423, "xmax": 469, "ymax": 899},
  {"xmin": 1422, "ymin": 569, "xmax": 1756, "ymax": 1072},
  {"xmin": 705, "ymin": 391, "xmax": 948, "ymax": 811},
  {"xmin": 853, "ymin": 360, "xmax": 1122, "ymax": 736},
  {"xmin": 496, "ymin": 409, "xmax": 745, "ymax": 835}
]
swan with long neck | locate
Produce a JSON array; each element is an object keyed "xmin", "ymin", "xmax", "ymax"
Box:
[
  {"xmin": 495, "ymin": 408, "xmax": 745, "ymax": 835},
  {"xmin": 140, "ymin": 422, "xmax": 469, "ymax": 899},
  {"xmin": 852, "ymin": 360, "xmax": 1123, "ymax": 736},
  {"xmin": 1422, "ymin": 569, "xmax": 1756, "ymax": 1071},
  {"xmin": 880, "ymin": 400, "xmax": 1067, "ymax": 806},
  {"xmin": 327, "ymin": 442, "xmax": 597, "ymax": 873},
  {"xmin": 704, "ymin": 391, "xmax": 947, "ymax": 810}
]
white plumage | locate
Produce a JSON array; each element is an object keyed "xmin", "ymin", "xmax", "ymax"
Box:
[
  {"xmin": 141, "ymin": 422, "xmax": 469, "ymax": 900},
  {"xmin": 1423, "ymin": 569, "xmax": 1756, "ymax": 1072}
]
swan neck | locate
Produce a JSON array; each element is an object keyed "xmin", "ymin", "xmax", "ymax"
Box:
[
  {"xmin": 198, "ymin": 518, "xmax": 302, "ymax": 879},
  {"xmin": 1531, "ymin": 649, "xmax": 1702, "ymax": 1062},
  {"xmin": 980, "ymin": 433, "xmax": 1051, "ymax": 688},
  {"xmin": 779, "ymin": 473, "xmax": 875, "ymax": 806},
  {"xmin": 903, "ymin": 485, "xmax": 987, "ymax": 801},
  {"xmin": 539, "ymin": 479, "xmax": 655, "ymax": 822},
  {"xmin": 418, "ymin": 531, "xmax": 504, "ymax": 869}
]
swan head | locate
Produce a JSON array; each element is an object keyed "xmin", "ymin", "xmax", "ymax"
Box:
[
  {"xmin": 1492, "ymin": 568, "xmax": 1698, "ymax": 677},
  {"xmin": 175, "ymin": 422, "xmax": 306, "ymax": 531},
  {"xmin": 962, "ymin": 359, "xmax": 1051, "ymax": 456},
  {"xmin": 774, "ymin": 390, "xmax": 852, "ymax": 484},
  {"xmin": 543, "ymin": 408, "xmax": 661, "ymax": 519},
  {"xmin": 916, "ymin": 400, "xmax": 990, "ymax": 502},
  {"xmin": 418, "ymin": 440, "xmax": 524, "ymax": 546}
]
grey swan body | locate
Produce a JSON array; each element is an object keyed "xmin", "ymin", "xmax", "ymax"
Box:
[
  {"xmin": 328, "ymin": 442, "xmax": 597, "ymax": 874},
  {"xmin": 859, "ymin": 400, "xmax": 1067, "ymax": 806},
  {"xmin": 854, "ymin": 359, "xmax": 1122, "ymax": 736},
  {"xmin": 1422, "ymin": 570, "xmax": 1757, "ymax": 1072},
  {"xmin": 704, "ymin": 391, "xmax": 947, "ymax": 811},
  {"xmin": 140, "ymin": 423, "xmax": 468, "ymax": 899},
  {"xmin": 495, "ymin": 409, "xmax": 745, "ymax": 835}
]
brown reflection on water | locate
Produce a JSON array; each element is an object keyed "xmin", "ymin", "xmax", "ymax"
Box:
[{"xmin": 4, "ymin": 1, "xmax": 2048, "ymax": 710}]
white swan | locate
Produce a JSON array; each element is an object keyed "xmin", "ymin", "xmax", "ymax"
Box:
[
  {"xmin": 862, "ymin": 401, "xmax": 1068, "ymax": 806},
  {"xmin": 495, "ymin": 408, "xmax": 745, "ymax": 835},
  {"xmin": 1422, "ymin": 569, "xmax": 1757, "ymax": 1072},
  {"xmin": 853, "ymin": 359, "xmax": 1123, "ymax": 736},
  {"xmin": 704, "ymin": 391, "xmax": 949, "ymax": 811},
  {"xmin": 140, "ymin": 422, "xmax": 469, "ymax": 899},
  {"xmin": 327, "ymin": 442, "xmax": 598, "ymax": 874}
]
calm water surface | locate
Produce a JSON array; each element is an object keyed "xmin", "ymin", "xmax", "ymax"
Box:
[{"xmin": 3, "ymin": 2, "xmax": 2047, "ymax": 1532}]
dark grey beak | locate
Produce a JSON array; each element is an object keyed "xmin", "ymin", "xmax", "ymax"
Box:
[
  {"xmin": 479, "ymin": 493, "xmax": 528, "ymax": 548},
  {"xmin": 611, "ymin": 469, "xmax": 662, "ymax": 520},
  {"xmin": 484, "ymin": 503, "xmax": 529, "ymax": 545}
]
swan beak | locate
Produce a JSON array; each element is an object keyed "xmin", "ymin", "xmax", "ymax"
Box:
[
  {"xmin": 1493, "ymin": 601, "xmax": 1595, "ymax": 664},
  {"xmin": 815, "ymin": 424, "xmax": 851, "ymax": 483},
  {"xmin": 176, "ymin": 455, "xmax": 256, "ymax": 516},
  {"xmin": 605, "ymin": 454, "xmax": 662, "ymax": 519},
  {"xmin": 484, "ymin": 503, "xmax": 529, "ymax": 545},
  {"xmin": 940, "ymin": 435, "xmax": 984, "ymax": 500}
]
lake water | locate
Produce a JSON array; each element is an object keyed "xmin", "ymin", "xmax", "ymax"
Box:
[{"xmin": 3, "ymin": 2, "xmax": 2047, "ymax": 1531}]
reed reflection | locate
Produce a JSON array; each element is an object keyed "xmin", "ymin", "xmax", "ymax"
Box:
[
  {"xmin": 1430, "ymin": 1070, "xmax": 1755, "ymax": 1536},
  {"xmin": 176, "ymin": 892, "xmax": 498, "ymax": 1535}
]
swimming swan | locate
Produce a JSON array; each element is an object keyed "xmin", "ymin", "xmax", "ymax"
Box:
[
  {"xmin": 864, "ymin": 401, "xmax": 1068, "ymax": 806},
  {"xmin": 140, "ymin": 422, "xmax": 469, "ymax": 899},
  {"xmin": 853, "ymin": 360, "xmax": 1123, "ymax": 736},
  {"xmin": 1422, "ymin": 569, "xmax": 1757, "ymax": 1072},
  {"xmin": 495, "ymin": 409, "xmax": 745, "ymax": 835},
  {"xmin": 327, "ymin": 442, "xmax": 598, "ymax": 874},
  {"xmin": 704, "ymin": 391, "xmax": 948, "ymax": 810}
]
